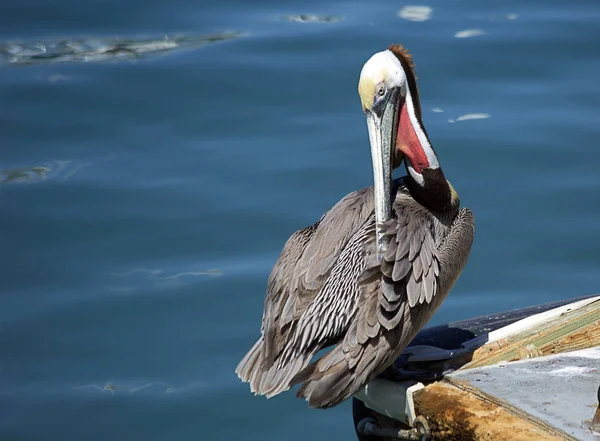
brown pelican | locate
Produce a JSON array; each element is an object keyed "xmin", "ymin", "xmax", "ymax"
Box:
[{"xmin": 236, "ymin": 44, "xmax": 475, "ymax": 408}]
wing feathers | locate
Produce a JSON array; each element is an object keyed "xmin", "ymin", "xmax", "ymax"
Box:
[{"xmin": 240, "ymin": 179, "xmax": 474, "ymax": 410}]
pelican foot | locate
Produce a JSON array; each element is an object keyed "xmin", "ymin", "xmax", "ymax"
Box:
[{"xmin": 381, "ymin": 365, "xmax": 444, "ymax": 383}]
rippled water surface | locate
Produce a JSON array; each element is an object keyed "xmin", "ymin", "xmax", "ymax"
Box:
[{"xmin": 1, "ymin": 0, "xmax": 599, "ymax": 439}]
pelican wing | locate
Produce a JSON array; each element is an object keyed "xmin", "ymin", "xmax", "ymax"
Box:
[
  {"xmin": 291, "ymin": 202, "xmax": 475, "ymax": 408},
  {"xmin": 341, "ymin": 202, "xmax": 442, "ymax": 376},
  {"xmin": 237, "ymin": 186, "xmax": 375, "ymax": 395},
  {"xmin": 261, "ymin": 187, "xmax": 374, "ymax": 358},
  {"xmin": 279, "ymin": 186, "xmax": 374, "ymax": 325}
]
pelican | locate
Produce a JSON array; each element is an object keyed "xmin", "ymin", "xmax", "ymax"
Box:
[{"xmin": 236, "ymin": 44, "xmax": 475, "ymax": 408}]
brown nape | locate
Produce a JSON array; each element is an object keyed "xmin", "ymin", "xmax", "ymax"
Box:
[{"xmin": 388, "ymin": 44, "xmax": 425, "ymax": 133}]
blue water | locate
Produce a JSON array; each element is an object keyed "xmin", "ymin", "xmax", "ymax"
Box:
[{"xmin": 1, "ymin": 0, "xmax": 599, "ymax": 439}]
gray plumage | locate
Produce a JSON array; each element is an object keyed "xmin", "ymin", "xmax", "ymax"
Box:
[{"xmin": 236, "ymin": 177, "xmax": 474, "ymax": 408}]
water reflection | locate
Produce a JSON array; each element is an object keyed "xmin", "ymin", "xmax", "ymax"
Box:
[
  {"xmin": 43, "ymin": 73, "xmax": 73, "ymax": 83},
  {"xmin": 454, "ymin": 29, "xmax": 486, "ymax": 39},
  {"xmin": 0, "ymin": 32, "xmax": 244, "ymax": 66},
  {"xmin": 107, "ymin": 267, "xmax": 223, "ymax": 295},
  {"xmin": 110, "ymin": 268, "xmax": 223, "ymax": 279},
  {"xmin": 74, "ymin": 380, "xmax": 204, "ymax": 395},
  {"xmin": 1, "ymin": 155, "xmax": 114, "ymax": 184},
  {"xmin": 449, "ymin": 113, "xmax": 492, "ymax": 123},
  {"xmin": 397, "ymin": 6, "xmax": 432, "ymax": 22},
  {"xmin": 1, "ymin": 166, "xmax": 50, "ymax": 184},
  {"xmin": 281, "ymin": 14, "xmax": 342, "ymax": 24}
]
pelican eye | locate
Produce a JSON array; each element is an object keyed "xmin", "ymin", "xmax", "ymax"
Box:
[{"xmin": 376, "ymin": 84, "xmax": 386, "ymax": 97}]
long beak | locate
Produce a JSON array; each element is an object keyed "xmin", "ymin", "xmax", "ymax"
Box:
[{"xmin": 366, "ymin": 90, "xmax": 401, "ymax": 262}]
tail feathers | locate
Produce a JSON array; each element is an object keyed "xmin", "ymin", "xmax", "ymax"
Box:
[
  {"xmin": 235, "ymin": 338, "xmax": 263, "ymax": 389},
  {"xmin": 261, "ymin": 355, "xmax": 311, "ymax": 397},
  {"xmin": 290, "ymin": 345, "xmax": 356, "ymax": 409},
  {"xmin": 236, "ymin": 338, "xmax": 312, "ymax": 398}
]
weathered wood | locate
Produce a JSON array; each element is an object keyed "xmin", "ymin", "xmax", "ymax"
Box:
[
  {"xmin": 462, "ymin": 300, "xmax": 600, "ymax": 369},
  {"xmin": 410, "ymin": 301, "xmax": 600, "ymax": 440},
  {"xmin": 353, "ymin": 296, "xmax": 600, "ymax": 440},
  {"xmin": 417, "ymin": 299, "xmax": 600, "ymax": 373},
  {"xmin": 412, "ymin": 380, "xmax": 575, "ymax": 441},
  {"xmin": 407, "ymin": 295, "xmax": 597, "ymax": 350}
]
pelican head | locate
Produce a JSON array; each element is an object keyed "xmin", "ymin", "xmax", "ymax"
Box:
[{"xmin": 358, "ymin": 44, "xmax": 437, "ymax": 257}]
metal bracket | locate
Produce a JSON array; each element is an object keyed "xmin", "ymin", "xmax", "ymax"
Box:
[{"xmin": 356, "ymin": 415, "xmax": 430, "ymax": 441}]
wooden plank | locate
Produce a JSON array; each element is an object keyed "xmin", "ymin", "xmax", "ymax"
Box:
[
  {"xmin": 417, "ymin": 300, "xmax": 600, "ymax": 373},
  {"xmin": 462, "ymin": 301, "xmax": 600, "ymax": 369},
  {"xmin": 406, "ymin": 295, "xmax": 598, "ymax": 350},
  {"xmin": 412, "ymin": 380, "xmax": 575, "ymax": 441},
  {"xmin": 408, "ymin": 301, "xmax": 600, "ymax": 440},
  {"xmin": 448, "ymin": 348, "xmax": 600, "ymax": 441},
  {"xmin": 353, "ymin": 297, "xmax": 600, "ymax": 440}
]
